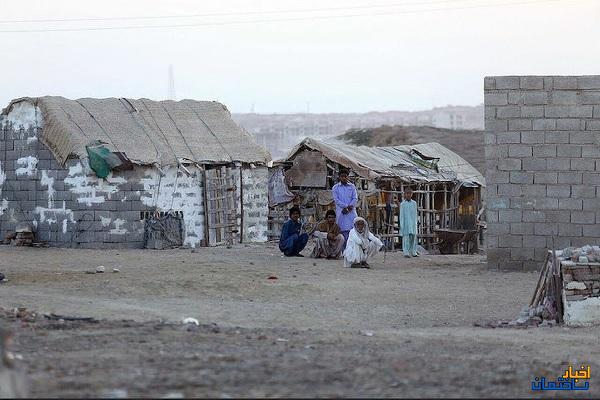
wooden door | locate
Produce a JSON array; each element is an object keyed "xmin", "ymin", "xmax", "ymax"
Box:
[{"xmin": 204, "ymin": 166, "xmax": 239, "ymax": 246}]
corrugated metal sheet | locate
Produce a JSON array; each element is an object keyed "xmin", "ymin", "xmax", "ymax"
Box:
[
  {"xmin": 285, "ymin": 138, "xmax": 485, "ymax": 186},
  {"xmin": 2, "ymin": 96, "xmax": 271, "ymax": 167}
]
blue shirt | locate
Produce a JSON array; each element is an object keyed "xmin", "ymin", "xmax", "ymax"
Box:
[
  {"xmin": 279, "ymin": 219, "xmax": 301, "ymax": 246},
  {"xmin": 332, "ymin": 182, "xmax": 358, "ymax": 232}
]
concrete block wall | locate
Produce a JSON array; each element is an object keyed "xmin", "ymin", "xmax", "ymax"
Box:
[
  {"xmin": 1, "ymin": 102, "xmax": 268, "ymax": 248},
  {"xmin": 485, "ymin": 76, "xmax": 600, "ymax": 270}
]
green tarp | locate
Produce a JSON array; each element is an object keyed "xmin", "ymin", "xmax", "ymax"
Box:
[{"xmin": 86, "ymin": 141, "xmax": 123, "ymax": 178}]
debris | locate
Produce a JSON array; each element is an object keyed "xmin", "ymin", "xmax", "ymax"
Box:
[
  {"xmin": 566, "ymin": 281, "xmax": 587, "ymax": 290},
  {"xmin": 43, "ymin": 314, "xmax": 98, "ymax": 322},
  {"xmin": 112, "ymin": 268, "xmax": 120, "ymax": 273},
  {"xmin": 182, "ymin": 317, "xmax": 199, "ymax": 326},
  {"xmin": 267, "ymin": 275, "xmax": 278, "ymax": 280},
  {"xmin": 360, "ymin": 330, "xmax": 374, "ymax": 337},
  {"xmin": 11, "ymin": 224, "xmax": 34, "ymax": 247},
  {"xmin": 101, "ymin": 389, "xmax": 129, "ymax": 399},
  {"xmin": 276, "ymin": 338, "xmax": 288, "ymax": 342},
  {"xmin": 96, "ymin": 266, "xmax": 106, "ymax": 273},
  {"xmin": 0, "ymin": 273, "xmax": 5, "ymax": 282}
]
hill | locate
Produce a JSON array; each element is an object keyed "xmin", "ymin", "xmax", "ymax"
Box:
[{"xmin": 336, "ymin": 125, "xmax": 485, "ymax": 174}]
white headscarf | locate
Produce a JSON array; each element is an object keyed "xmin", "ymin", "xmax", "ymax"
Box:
[{"xmin": 353, "ymin": 216, "xmax": 370, "ymax": 240}]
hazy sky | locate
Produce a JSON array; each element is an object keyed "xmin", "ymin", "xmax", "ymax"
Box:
[{"xmin": 1, "ymin": 0, "xmax": 599, "ymax": 113}]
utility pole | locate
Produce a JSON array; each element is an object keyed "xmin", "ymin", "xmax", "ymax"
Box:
[{"xmin": 168, "ymin": 64, "xmax": 176, "ymax": 101}]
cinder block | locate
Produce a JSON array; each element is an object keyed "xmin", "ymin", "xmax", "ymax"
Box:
[
  {"xmin": 484, "ymin": 77, "xmax": 496, "ymax": 89},
  {"xmin": 583, "ymin": 198, "xmax": 600, "ymax": 210},
  {"xmin": 510, "ymin": 197, "xmax": 535, "ymax": 210},
  {"xmin": 520, "ymin": 106, "xmax": 544, "ymax": 118},
  {"xmin": 556, "ymin": 144, "xmax": 582, "ymax": 157},
  {"xmin": 534, "ymin": 248, "xmax": 548, "ymax": 261},
  {"xmin": 509, "ymin": 119, "xmax": 533, "ymax": 131},
  {"xmin": 523, "ymin": 234, "xmax": 548, "ymax": 248},
  {"xmin": 582, "ymin": 145, "xmax": 600, "ymax": 158},
  {"xmin": 499, "ymin": 209, "xmax": 523, "ymax": 222},
  {"xmin": 559, "ymin": 198, "xmax": 583, "ymax": 210},
  {"xmin": 532, "ymin": 145, "xmax": 556, "ymax": 157},
  {"xmin": 534, "ymin": 197, "xmax": 559, "ymax": 209},
  {"xmin": 545, "ymin": 131, "xmax": 570, "ymax": 143},
  {"xmin": 487, "ymin": 210, "xmax": 499, "ymax": 223},
  {"xmin": 556, "ymin": 119, "xmax": 584, "ymax": 130},
  {"xmin": 559, "ymin": 224, "xmax": 583, "ymax": 237},
  {"xmin": 509, "ymin": 171, "xmax": 533, "ymax": 184},
  {"xmin": 570, "ymin": 131, "xmax": 597, "ymax": 144},
  {"xmin": 533, "ymin": 119, "xmax": 556, "ymax": 130},
  {"xmin": 520, "ymin": 131, "xmax": 545, "ymax": 143},
  {"xmin": 486, "ymin": 119, "xmax": 509, "ymax": 133},
  {"xmin": 523, "ymin": 159, "xmax": 547, "ymax": 171},
  {"xmin": 496, "ymin": 106, "xmax": 520, "ymax": 118},
  {"xmin": 571, "ymin": 211, "xmax": 596, "ymax": 224},
  {"xmin": 550, "ymin": 91, "xmax": 579, "ymax": 105},
  {"xmin": 485, "ymin": 92, "xmax": 508, "ymax": 106},
  {"xmin": 486, "ymin": 197, "xmax": 510, "ymax": 210},
  {"xmin": 580, "ymin": 91, "xmax": 600, "ymax": 104},
  {"xmin": 546, "ymin": 158, "xmax": 571, "ymax": 171},
  {"xmin": 498, "ymin": 234, "xmax": 523, "ymax": 248},
  {"xmin": 509, "ymin": 91, "xmax": 548, "ymax": 105},
  {"xmin": 520, "ymin": 76, "xmax": 544, "ymax": 90},
  {"xmin": 593, "ymin": 105, "xmax": 600, "ymax": 119},
  {"xmin": 508, "ymin": 144, "xmax": 533, "ymax": 157},
  {"xmin": 496, "ymin": 132, "xmax": 520, "ymax": 143},
  {"xmin": 582, "ymin": 173, "xmax": 600, "ymax": 185},
  {"xmin": 570, "ymin": 158, "xmax": 595, "ymax": 171},
  {"xmin": 484, "ymin": 144, "xmax": 508, "ymax": 158},
  {"xmin": 545, "ymin": 210, "xmax": 570, "ymax": 223},
  {"xmin": 510, "ymin": 222, "xmax": 534, "ymax": 235},
  {"xmin": 488, "ymin": 222, "xmax": 510, "ymax": 235},
  {"xmin": 484, "ymin": 106, "xmax": 496, "ymax": 120},
  {"xmin": 571, "ymin": 185, "xmax": 596, "ymax": 198},
  {"xmin": 586, "ymin": 120, "xmax": 600, "ymax": 130},
  {"xmin": 523, "ymin": 210, "xmax": 546, "ymax": 223},
  {"xmin": 486, "ymin": 248, "xmax": 511, "ymax": 262},
  {"xmin": 544, "ymin": 77, "xmax": 553, "ymax": 90},
  {"xmin": 511, "ymin": 247, "xmax": 535, "ymax": 261},
  {"xmin": 582, "ymin": 225, "xmax": 600, "ymax": 237},
  {"xmin": 495, "ymin": 76, "xmax": 520, "ymax": 89},
  {"xmin": 546, "ymin": 185, "xmax": 571, "ymax": 198},
  {"xmin": 558, "ymin": 172, "xmax": 583, "ymax": 184},
  {"xmin": 498, "ymin": 158, "xmax": 522, "ymax": 171},
  {"xmin": 534, "ymin": 223, "xmax": 558, "ymax": 236},
  {"xmin": 553, "ymin": 76, "xmax": 578, "ymax": 89},
  {"xmin": 487, "ymin": 170, "xmax": 510, "ymax": 184},
  {"xmin": 578, "ymin": 76, "xmax": 600, "ymax": 89}
]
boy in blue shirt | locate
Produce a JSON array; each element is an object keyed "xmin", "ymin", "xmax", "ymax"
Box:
[{"xmin": 279, "ymin": 206, "xmax": 309, "ymax": 257}]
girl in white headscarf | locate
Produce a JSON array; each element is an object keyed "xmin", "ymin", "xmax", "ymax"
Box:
[{"xmin": 343, "ymin": 217, "xmax": 384, "ymax": 268}]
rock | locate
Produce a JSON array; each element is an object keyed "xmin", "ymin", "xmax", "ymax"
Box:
[
  {"xmin": 360, "ymin": 330, "xmax": 374, "ymax": 337},
  {"xmin": 566, "ymin": 281, "xmax": 587, "ymax": 290},
  {"xmin": 95, "ymin": 266, "xmax": 105, "ymax": 273},
  {"xmin": 112, "ymin": 268, "xmax": 120, "ymax": 273},
  {"xmin": 579, "ymin": 256, "xmax": 589, "ymax": 263},
  {"xmin": 267, "ymin": 275, "xmax": 278, "ymax": 280},
  {"xmin": 182, "ymin": 317, "xmax": 199, "ymax": 326}
]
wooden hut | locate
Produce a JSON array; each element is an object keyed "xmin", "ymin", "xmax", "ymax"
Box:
[{"xmin": 268, "ymin": 137, "xmax": 485, "ymax": 252}]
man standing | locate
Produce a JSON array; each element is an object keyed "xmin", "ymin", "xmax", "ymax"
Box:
[
  {"xmin": 332, "ymin": 169, "xmax": 358, "ymax": 248},
  {"xmin": 279, "ymin": 206, "xmax": 309, "ymax": 257},
  {"xmin": 398, "ymin": 188, "xmax": 418, "ymax": 258}
]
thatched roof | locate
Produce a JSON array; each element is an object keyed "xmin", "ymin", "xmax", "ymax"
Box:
[
  {"xmin": 2, "ymin": 96, "xmax": 271, "ymax": 166},
  {"xmin": 286, "ymin": 137, "xmax": 485, "ymax": 187}
]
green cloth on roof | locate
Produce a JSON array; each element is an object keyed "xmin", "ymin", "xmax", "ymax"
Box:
[{"xmin": 86, "ymin": 141, "xmax": 122, "ymax": 178}]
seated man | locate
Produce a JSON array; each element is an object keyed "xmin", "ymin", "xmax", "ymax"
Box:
[
  {"xmin": 311, "ymin": 210, "xmax": 345, "ymax": 259},
  {"xmin": 279, "ymin": 206, "xmax": 309, "ymax": 257},
  {"xmin": 343, "ymin": 217, "xmax": 383, "ymax": 269}
]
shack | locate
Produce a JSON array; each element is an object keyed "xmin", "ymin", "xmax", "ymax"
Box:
[
  {"xmin": 268, "ymin": 137, "xmax": 485, "ymax": 252},
  {"xmin": 0, "ymin": 96, "xmax": 271, "ymax": 248}
]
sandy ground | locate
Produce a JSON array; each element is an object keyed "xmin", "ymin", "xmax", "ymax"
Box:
[{"xmin": 1, "ymin": 243, "xmax": 598, "ymax": 398}]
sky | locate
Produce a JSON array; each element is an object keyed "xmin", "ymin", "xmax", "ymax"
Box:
[{"xmin": 1, "ymin": 0, "xmax": 599, "ymax": 113}]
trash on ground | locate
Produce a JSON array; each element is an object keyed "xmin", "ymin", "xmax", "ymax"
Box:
[
  {"xmin": 96, "ymin": 266, "xmax": 106, "ymax": 273},
  {"xmin": 182, "ymin": 317, "xmax": 199, "ymax": 325}
]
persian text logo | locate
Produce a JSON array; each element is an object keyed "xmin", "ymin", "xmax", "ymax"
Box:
[{"xmin": 532, "ymin": 365, "xmax": 590, "ymax": 391}]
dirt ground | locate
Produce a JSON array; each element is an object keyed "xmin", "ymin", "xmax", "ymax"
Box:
[{"xmin": 1, "ymin": 243, "xmax": 598, "ymax": 398}]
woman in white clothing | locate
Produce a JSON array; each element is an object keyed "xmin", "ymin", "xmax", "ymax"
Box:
[{"xmin": 343, "ymin": 217, "xmax": 384, "ymax": 269}]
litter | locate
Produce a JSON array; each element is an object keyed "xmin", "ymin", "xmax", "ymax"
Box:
[
  {"xmin": 267, "ymin": 275, "xmax": 278, "ymax": 280},
  {"xmin": 96, "ymin": 266, "xmax": 105, "ymax": 273},
  {"xmin": 182, "ymin": 317, "xmax": 199, "ymax": 326},
  {"xmin": 360, "ymin": 330, "xmax": 374, "ymax": 337},
  {"xmin": 43, "ymin": 314, "xmax": 98, "ymax": 323},
  {"xmin": 112, "ymin": 268, "xmax": 120, "ymax": 273}
]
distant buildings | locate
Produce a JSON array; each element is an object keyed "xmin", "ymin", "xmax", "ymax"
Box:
[{"xmin": 233, "ymin": 105, "xmax": 483, "ymax": 159}]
